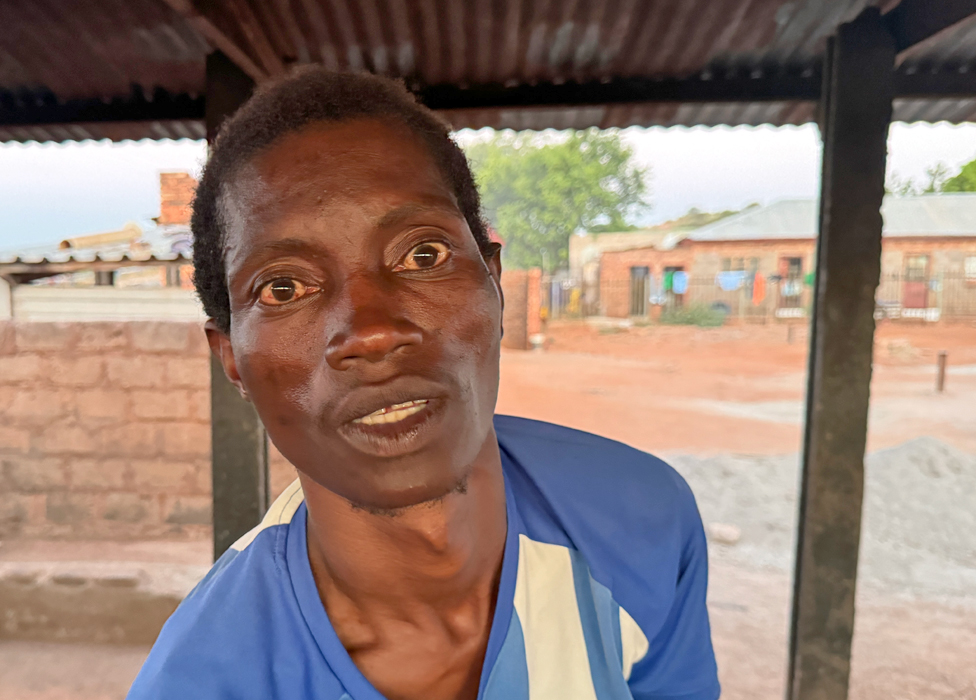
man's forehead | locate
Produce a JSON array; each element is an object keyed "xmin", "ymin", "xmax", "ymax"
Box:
[{"xmin": 220, "ymin": 119, "xmax": 454, "ymax": 222}]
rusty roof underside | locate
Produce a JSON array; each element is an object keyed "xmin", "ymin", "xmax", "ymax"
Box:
[{"xmin": 2, "ymin": 0, "xmax": 976, "ymax": 141}]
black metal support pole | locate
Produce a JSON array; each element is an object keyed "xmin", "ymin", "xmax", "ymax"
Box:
[
  {"xmin": 205, "ymin": 51, "xmax": 268, "ymax": 561},
  {"xmin": 788, "ymin": 9, "xmax": 895, "ymax": 700},
  {"xmin": 937, "ymin": 351, "xmax": 948, "ymax": 393}
]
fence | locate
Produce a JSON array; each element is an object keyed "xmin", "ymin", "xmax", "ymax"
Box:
[{"xmin": 543, "ymin": 271, "xmax": 976, "ymax": 323}]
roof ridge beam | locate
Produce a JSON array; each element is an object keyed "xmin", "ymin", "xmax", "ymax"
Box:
[
  {"xmin": 883, "ymin": 0, "xmax": 976, "ymax": 54},
  {"xmin": 159, "ymin": 0, "xmax": 268, "ymax": 82}
]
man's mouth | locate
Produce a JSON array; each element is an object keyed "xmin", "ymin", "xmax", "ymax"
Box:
[{"xmin": 352, "ymin": 399, "xmax": 430, "ymax": 426}]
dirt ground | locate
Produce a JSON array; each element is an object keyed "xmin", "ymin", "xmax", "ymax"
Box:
[
  {"xmin": 497, "ymin": 320, "xmax": 976, "ymax": 454},
  {"xmin": 3, "ymin": 319, "xmax": 973, "ymax": 699}
]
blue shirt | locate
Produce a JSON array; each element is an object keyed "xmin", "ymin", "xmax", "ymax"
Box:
[{"xmin": 128, "ymin": 416, "xmax": 719, "ymax": 700}]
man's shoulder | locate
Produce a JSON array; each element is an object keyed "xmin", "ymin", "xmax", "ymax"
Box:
[
  {"xmin": 127, "ymin": 484, "xmax": 337, "ymax": 699},
  {"xmin": 494, "ymin": 414, "xmax": 695, "ymax": 515}
]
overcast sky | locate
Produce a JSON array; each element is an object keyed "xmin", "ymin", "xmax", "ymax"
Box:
[{"xmin": 2, "ymin": 121, "xmax": 976, "ymax": 251}]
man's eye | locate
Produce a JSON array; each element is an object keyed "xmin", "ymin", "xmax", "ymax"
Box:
[
  {"xmin": 400, "ymin": 242, "xmax": 450, "ymax": 271},
  {"xmin": 259, "ymin": 278, "xmax": 315, "ymax": 305}
]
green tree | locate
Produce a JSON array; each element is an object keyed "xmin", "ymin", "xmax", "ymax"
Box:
[
  {"xmin": 887, "ymin": 160, "xmax": 972, "ymax": 195},
  {"xmin": 466, "ymin": 129, "xmax": 649, "ymax": 270},
  {"xmin": 942, "ymin": 158, "xmax": 976, "ymax": 192}
]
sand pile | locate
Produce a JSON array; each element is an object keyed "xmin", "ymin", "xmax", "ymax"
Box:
[{"xmin": 667, "ymin": 437, "xmax": 976, "ymax": 601}]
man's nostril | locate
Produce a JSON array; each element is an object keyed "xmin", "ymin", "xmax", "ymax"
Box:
[{"xmin": 325, "ymin": 324, "xmax": 423, "ymax": 369}]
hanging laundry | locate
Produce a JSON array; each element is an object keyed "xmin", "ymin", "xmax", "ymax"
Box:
[
  {"xmin": 752, "ymin": 272, "xmax": 766, "ymax": 305},
  {"xmin": 782, "ymin": 279, "xmax": 802, "ymax": 297},
  {"xmin": 715, "ymin": 270, "xmax": 747, "ymax": 291},
  {"xmin": 663, "ymin": 270, "xmax": 675, "ymax": 292},
  {"xmin": 804, "ymin": 271, "xmax": 815, "ymax": 287},
  {"xmin": 649, "ymin": 273, "xmax": 666, "ymax": 305},
  {"xmin": 672, "ymin": 270, "xmax": 689, "ymax": 295}
]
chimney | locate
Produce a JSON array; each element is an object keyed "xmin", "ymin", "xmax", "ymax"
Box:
[{"xmin": 158, "ymin": 172, "xmax": 198, "ymax": 226}]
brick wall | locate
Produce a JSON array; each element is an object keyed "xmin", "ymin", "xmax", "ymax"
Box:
[
  {"xmin": 158, "ymin": 172, "xmax": 197, "ymax": 226},
  {"xmin": 527, "ymin": 268, "xmax": 543, "ymax": 338},
  {"xmin": 0, "ymin": 321, "xmax": 296, "ymax": 541},
  {"xmin": 501, "ymin": 270, "xmax": 529, "ymax": 350}
]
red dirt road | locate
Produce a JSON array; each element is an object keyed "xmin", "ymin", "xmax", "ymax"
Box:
[{"xmin": 497, "ymin": 320, "xmax": 976, "ymax": 455}]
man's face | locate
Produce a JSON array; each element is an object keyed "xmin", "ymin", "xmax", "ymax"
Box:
[{"xmin": 211, "ymin": 119, "xmax": 503, "ymax": 512}]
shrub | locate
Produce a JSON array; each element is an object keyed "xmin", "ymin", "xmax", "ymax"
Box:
[{"xmin": 659, "ymin": 304, "xmax": 726, "ymax": 327}]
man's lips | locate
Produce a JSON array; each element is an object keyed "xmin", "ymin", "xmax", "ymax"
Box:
[
  {"xmin": 353, "ymin": 398, "xmax": 429, "ymax": 426},
  {"xmin": 337, "ymin": 394, "xmax": 447, "ymax": 458},
  {"xmin": 333, "ymin": 377, "xmax": 449, "ymax": 427}
]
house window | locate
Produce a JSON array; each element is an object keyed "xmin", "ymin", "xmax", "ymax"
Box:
[
  {"xmin": 905, "ymin": 255, "xmax": 929, "ymax": 282},
  {"xmin": 965, "ymin": 256, "xmax": 976, "ymax": 282},
  {"xmin": 721, "ymin": 257, "xmax": 745, "ymax": 272}
]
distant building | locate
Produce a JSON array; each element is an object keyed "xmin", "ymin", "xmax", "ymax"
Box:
[
  {"xmin": 0, "ymin": 173, "xmax": 200, "ymax": 321},
  {"xmin": 597, "ymin": 195, "xmax": 976, "ymax": 322}
]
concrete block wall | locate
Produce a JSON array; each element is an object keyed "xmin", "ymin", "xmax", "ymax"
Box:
[
  {"xmin": 500, "ymin": 268, "xmax": 542, "ymax": 350},
  {"xmin": 0, "ymin": 321, "xmax": 296, "ymax": 541},
  {"xmin": 501, "ymin": 270, "xmax": 528, "ymax": 350}
]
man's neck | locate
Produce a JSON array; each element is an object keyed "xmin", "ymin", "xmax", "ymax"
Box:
[{"xmin": 300, "ymin": 436, "xmax": 508, "ymax": 614}]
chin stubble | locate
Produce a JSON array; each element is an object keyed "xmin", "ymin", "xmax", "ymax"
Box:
[{"xmin": 348, "ymin": 475, "xmax": 470, "ymax": 518}]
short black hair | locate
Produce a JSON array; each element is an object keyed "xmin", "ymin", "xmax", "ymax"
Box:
[{"xmin": 192, "ymin": 66, "xmax": 490, "ymax": 333}]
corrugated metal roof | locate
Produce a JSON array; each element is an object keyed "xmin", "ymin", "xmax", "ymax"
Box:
[
  {"xmin": 0, "ymin": 224, "xmax": 192, "ymax": 267},
  {"xmin": 0, "ymin": 0, "xmax": 207, "ymax": 100},
  {"xmin": 684, "ymin": 194, "xmax": 976, "ymax": 242},
  {"xmin": 0, "ymin": 120, "xmax": 206, "ymax": 143},
  {"xmin": 1, "ymin": 0, "xmax": 976, "ymax": 140}
]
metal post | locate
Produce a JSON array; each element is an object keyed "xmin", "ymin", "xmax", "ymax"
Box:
[
  {"xmin": 937, "ymin": 351, "xmax": 947, "ymax": 393},
  {"xmin": 205, "ymin": 51, "xmax": 269, "ymax": 560},
  {"xmin": 788, "ymin": 9, "xmax": 895, "ymax": 700}
]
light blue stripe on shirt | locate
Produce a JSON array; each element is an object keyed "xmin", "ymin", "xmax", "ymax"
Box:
[
  {"xmin": 570, "ymin": 549, "xmax": 635, "ymax": 699},
  {"xmin": 483, "ymin": 610, "xmax": 529, "ymax": 699}
]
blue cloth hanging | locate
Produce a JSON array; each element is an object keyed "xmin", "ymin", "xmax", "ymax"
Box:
[
  {"xmin": 715, "ymin": 271, "xmax": 747, "ymax": 291},
  {"xmin": 672, "ymin": 271, "xmax": 689, "ymax": 295}
]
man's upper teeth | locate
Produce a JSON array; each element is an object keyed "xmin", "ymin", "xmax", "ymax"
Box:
[{"xmin": 356, "ymin": 400, "xmax": 428, "ymax": 425}]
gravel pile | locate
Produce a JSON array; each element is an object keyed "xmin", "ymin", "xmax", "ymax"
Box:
[{"xmin": 666, "ymin": 437, "xmax": 976, "ymax": 601}]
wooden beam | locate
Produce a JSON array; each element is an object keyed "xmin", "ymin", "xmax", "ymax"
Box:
[
  {"xmin": 884, "ymin": 0, "xmax": 976, "ymax": 54},
  {"xmin": 788, "ymin": 8, "xmax": 895, "ymax": 700},
  {"xmin": 205, "ymin": 51, "xmax": 268, "ymax": 560},
  {"xmin": 418, "ymin": 73, "xmax": 822, "ymax": 110},
  {"xmin": 0, "ymin": 87, "xmax": 203, "ymax": 127},
  {"xmin": 159, "ymin": 0, "xmax": 267, "ymax": 82},
  {"xmin": 218, "ymin": 0, "xmax": 287, "ymax": 76}
]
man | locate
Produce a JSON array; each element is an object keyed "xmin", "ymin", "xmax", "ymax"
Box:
[{"xmin": 128, "ymin": 67, "xmax": 719, "ymax": 700}]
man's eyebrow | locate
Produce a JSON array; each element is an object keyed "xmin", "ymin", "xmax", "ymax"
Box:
[
  {"xmin": 248, "ymin": 237, "xmax": 329, "ymax": 259},
  {"xmin": 373, "ymin": 202, "xmax": 463, "ymax": 230}
]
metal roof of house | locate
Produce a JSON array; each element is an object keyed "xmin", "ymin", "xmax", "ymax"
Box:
[
  {"xmin": 0, "ymin": 224, "xmax": 191, "ymax": 269},
  {"xmin": 4, "ymin": 0, "xmax": 976, "ymax": 141},
  {"xmin": 683, "ymin": 193, "xmax": 976, "ymax": 242}
]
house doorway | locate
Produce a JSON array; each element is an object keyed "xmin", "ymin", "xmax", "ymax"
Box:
[
  {"xmin": 778, "ymin": 257, "xmax": 804, "ymax": 310},
  {"xmin": 629, "ymin": 266, "xmax": 649, "ymax": 316},
  {"xmin": 903, "ymin": 254, "xmax": 930, "ymax": 309}
]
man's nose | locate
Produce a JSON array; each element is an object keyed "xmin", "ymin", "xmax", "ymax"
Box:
[{"xmin": 324, "ymin": 279, "xmax": 424, "ymax": 371}]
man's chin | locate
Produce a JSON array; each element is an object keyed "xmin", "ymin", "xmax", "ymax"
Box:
[{"xmin": 345, "ymin": 475, "xmax": 470, "ymax": 517}]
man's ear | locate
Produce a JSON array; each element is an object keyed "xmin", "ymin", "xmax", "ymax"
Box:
[
  {"xmin": 484, "ymin": 242, "xmax": 505, "ymax": 336},
  {"xmin": 485, "ymin": 242, "xmax": 503, "ymax": 291},
  {"xmin": 204, "ymin": 319, "xmax": 248, "ymax": 400}
]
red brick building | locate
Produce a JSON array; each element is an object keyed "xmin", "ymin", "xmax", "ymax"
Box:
[{"xmin": 599, "ymin": 195, "xmax": 976, "ymax": 322}]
